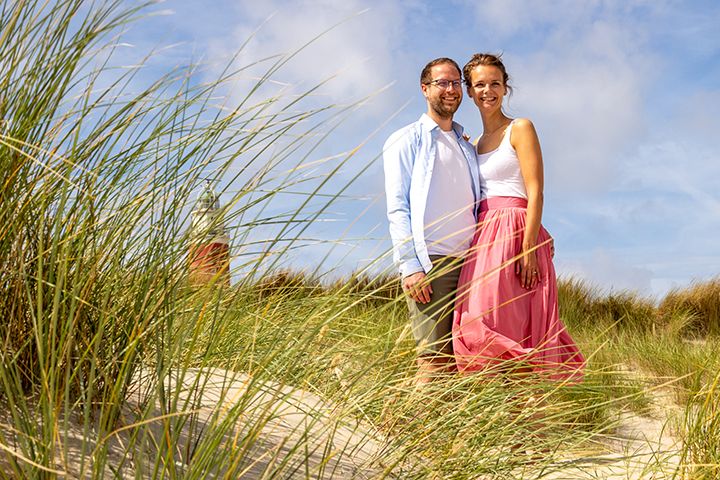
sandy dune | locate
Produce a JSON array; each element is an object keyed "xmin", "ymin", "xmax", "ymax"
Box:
[{"xmin": 1, "ymin": 367, "xmax": 683, "ymax": 478}]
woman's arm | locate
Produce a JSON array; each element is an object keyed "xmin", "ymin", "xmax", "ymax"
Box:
[{"xmin": 512, "ymin": 118, "xmax": 544, "ymax": 289}]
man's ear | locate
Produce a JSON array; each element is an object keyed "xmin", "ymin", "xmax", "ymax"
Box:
[{"xmin": 421, "ymin": 83, "xmax": 429, "ymax": 98}]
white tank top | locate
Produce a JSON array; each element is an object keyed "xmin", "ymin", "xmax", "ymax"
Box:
[{"xmin": 477, "ymin": 119, "xmax": 527, "ymax": 199}]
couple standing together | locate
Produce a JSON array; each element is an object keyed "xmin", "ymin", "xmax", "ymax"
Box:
[{"xmin": 384, "ymin": 54, "xmax": 584, "ymax": 383}]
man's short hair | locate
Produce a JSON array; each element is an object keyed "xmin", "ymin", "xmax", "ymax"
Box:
[{"xmin": 420, "ymin": 58, "xmax": 462, "ymax": 85}]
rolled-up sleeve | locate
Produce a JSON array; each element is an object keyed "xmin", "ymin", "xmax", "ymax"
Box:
[{"xmin": 383, "ymin": 129, "xmax": 423, "ymax": 277}]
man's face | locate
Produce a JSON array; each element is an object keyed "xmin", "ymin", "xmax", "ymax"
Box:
[{"xmin": 421, "ymin": 63, "xmax": 463, "ymax": 119}]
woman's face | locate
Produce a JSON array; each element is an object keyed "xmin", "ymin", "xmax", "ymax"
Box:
[{"xmin": 468, "ymin": 65, "xmax": 507, "ymax": 113}]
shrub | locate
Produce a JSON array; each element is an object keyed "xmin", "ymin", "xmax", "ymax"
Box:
[
  {"xmin": 659, "ymin": 277, "xmax": 720, "ymax": 337},
  {"xmin": 558, "ymin": 277, "xmax": 659, "ymax": 334}
]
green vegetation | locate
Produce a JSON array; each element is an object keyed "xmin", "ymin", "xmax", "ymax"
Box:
[
  {"xmin": 1, "ymin": 1, "xmax": 718, "ymax": 478},
  {"xmin": 660, "ymin": 278, "xmax": 720, "ymax": 337},
  {"xmin": 681, "ymin": 369, "xmax": 720, "ymax": 480}
]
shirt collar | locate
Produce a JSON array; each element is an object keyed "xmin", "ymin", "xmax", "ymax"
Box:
[{"xmin": 419, "ymin": 113, "xmax": 465, "ymax": 138}]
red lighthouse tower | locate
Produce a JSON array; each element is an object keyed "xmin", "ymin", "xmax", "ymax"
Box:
[{"xmin": 188, "ymin": 181, "xmax": 230, "ymax": 286}]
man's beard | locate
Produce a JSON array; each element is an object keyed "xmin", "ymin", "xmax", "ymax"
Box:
[{"xmin": 429, "ymin": 96, "xmax": 460, "ymax": 119}]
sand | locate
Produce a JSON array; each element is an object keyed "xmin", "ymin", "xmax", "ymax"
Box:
[{"xmin": 1, "ymin": 367, "xmax": 683, "ymax": 479}]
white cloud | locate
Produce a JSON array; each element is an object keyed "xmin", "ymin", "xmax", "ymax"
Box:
[
  {"xmin": 557, "ymin": 248, "xmax": 655, "ymax": 295},
  {"xmin": 204, "ymin": 0, "xmax": 405, "ymax": 108},
  {"xmin": 452, "ymin": 1, "xmax": 666, "ymax": 194},
  {"xmin": 115, "ymin": 0, "xmax": 720, "ymax": 294},
  {"xmin": 550, "ymin": 129, "xmax": 720, "ymax": 298},
  {"xmin": 460, "ymin": 0, "xmax": 599, "ymax": 37},
  {"xmin": 625, "ymin": 140, "xmax": 720, "ymax": 215}
]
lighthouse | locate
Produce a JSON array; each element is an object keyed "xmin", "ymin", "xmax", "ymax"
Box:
[{"xmin": 188, "ymin": 181, "xmax": 231, "ymax": 286}]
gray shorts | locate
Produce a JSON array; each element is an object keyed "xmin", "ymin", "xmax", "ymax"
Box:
[{"xmin": 406, "ymin": 255, "xmax": 463, "ymax": 356}]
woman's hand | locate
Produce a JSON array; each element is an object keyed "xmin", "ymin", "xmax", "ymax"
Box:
[{"xmin": 516, "ymin": 247, "xmax": 540, "ymax": 290}]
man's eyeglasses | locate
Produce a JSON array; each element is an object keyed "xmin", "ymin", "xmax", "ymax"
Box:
[{"xmin": 426, "ymin": 79, "xmax": 462, "ymax": 90}]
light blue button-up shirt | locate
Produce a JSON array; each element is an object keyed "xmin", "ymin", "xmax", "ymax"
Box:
[{"xmin": 383, "ymin": 113, "xmax": 483, "ymax": 277}]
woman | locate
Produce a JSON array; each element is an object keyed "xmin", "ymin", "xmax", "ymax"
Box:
[{"xmin": 452, "ymin": 53, "xmax": 584, "ymax": 379}]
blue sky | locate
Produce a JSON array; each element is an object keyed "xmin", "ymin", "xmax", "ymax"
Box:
[{"xmin": 121, "ymin": 0, "xmax": 719, "ymax": 298}]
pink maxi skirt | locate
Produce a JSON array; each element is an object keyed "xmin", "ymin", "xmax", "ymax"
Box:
[{"xmin": 453, "ymin": 197, "xmax": 585, "ymax": 380}]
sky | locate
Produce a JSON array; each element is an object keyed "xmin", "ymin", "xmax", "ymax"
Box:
[{"xmin": 118, "ymin": 0, "xmax": 720, "ymax": 298}]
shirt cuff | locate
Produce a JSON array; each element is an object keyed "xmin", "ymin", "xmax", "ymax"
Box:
[{"xmin": 399, "ymin": 260, "xmax": 424, "ymax": 278}]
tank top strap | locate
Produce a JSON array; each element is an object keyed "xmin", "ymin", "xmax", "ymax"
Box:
[{"xmin": 500, "ymin": 119, "xmax": 517, "ymax": 146}]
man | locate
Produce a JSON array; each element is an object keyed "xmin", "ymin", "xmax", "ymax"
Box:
[{"xmin": 383, "ymin": 58, "xmax": 482, "ymax": 383}]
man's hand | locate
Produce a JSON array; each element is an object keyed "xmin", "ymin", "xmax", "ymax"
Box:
[{"xmin": 402, "ymin": 271, "xmax": 432, "ymax": 304}]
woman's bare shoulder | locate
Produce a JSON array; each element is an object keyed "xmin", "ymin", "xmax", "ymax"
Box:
[
  {"xmin": 510, "ymin": 118, "xmax": 539, "ymax": 141},
  {"xmin": 512, "ymin": 117, "xmax": 536, "ymax": 131}
]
